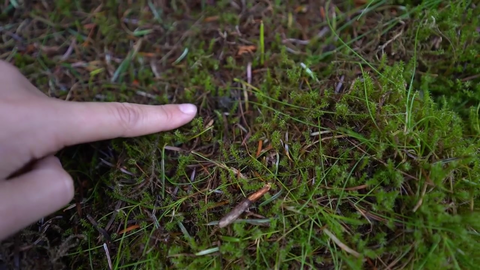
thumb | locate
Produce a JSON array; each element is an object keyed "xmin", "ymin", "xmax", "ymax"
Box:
[{"xmin": 0, "ymin": 156, "xmax": 74, "ymax": 241}]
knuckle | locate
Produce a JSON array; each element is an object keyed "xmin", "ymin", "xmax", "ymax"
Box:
[{"xmin": 112, "ymin": 102, "xmax": 142, "ymax": 133}]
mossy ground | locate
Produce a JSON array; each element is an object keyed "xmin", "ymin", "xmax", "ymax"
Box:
[{"xmin": 1, "ymin": 0, "xmax": 480, "ymax": 269}]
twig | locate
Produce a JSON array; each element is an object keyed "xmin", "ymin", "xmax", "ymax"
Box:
[
  {"xmin": 103, "ymin": 243, "xmax": 112, "ymax": 270},
  {"xmin": 219, "ymin": 183, "xmax": 271, "ymax": 228},
  {"xmin": 378, "ymin": 28, "xmax": 404, "ymax": 54},
  {"xmin": 323, "ymin": 228, "xmax": 361, "ymax": 258}
]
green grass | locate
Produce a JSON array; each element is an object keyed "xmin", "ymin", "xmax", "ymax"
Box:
[{"xmin": 1, "ymin": 0, "xmax": 480, "ymax": 269}]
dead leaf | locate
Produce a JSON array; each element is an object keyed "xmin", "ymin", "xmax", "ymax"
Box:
[
  {"xmin": 35, "ymin": 43, "xmax": 61, "ymax": 55},
  {"xmin": 118, "ymin": 224, "xmax": 140, "ymax": 234},
  {"xmin": 320, "ymin": 6, "xmax": 326, "ymax": 19},
  {"xmin": 138, "ymin": 52, "xmax": 157, "ymax": 57},
  {"xmin": 237, "ymin": 45, "xmax": 256, "ymax": 56},
  {"xmin": 354, "ymin": 0, "xmax": 368, "ymax": 7},
  {"xmin": 204, "ymin": 16, "xmax": 219, "ymax": 22},
  {"xmin": 295, "ymin": 5, "xmax": 308, "ymax": 13},
  {"xmin": 83, "ymin": 23, "xmax": 96, "ymax": 30},
  {"xmin": 256, "ymin": 140, "xmax": 263, "ymax": 158}
]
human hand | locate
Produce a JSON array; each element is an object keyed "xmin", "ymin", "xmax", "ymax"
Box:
[{"xmin": 0, "ymin": 60, "xmax": 197, "ymax": 241}]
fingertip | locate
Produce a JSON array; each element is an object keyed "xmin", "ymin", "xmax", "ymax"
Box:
[
  {"xmin": 178, "ymin": 103, "xmax": 198, "ymax": 115},
  {"xmin": 32, "ymin": 156, "xmax": 72, "ymax": 200}
]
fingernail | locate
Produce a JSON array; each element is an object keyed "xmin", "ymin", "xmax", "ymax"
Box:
[{"xmin": 179, "ymin": 104, "xmax": 197, "ymax": 114}]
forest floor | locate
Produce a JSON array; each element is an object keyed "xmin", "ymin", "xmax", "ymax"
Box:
[{"xmin": 1, "ymin": 0, "xmax": 480, "ymax": 269}]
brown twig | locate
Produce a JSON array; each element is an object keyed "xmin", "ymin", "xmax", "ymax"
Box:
[{"xmin": 219, "ymin": 183, "xmax": 271, "ymax": 228}]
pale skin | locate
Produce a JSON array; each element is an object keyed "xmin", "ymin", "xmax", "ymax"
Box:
[{"xmin": 0, "ymin": 60, "xmax": 197, "ymax": 241}]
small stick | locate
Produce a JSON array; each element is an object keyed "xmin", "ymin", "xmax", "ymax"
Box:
[
  {"xmin": 219, "ymin": 183, "xmax": 271, "ymax": 228},
  {"xmin": 86, "ymin": 214, "xmax": 111, "ymax": 242},
  {"xmin": 323, "ymin": 228, "xmax": 360, "ymax": 258},
  {"xmin": 103, "ymin": 243, "xmax": 113, "ymax": 270}
]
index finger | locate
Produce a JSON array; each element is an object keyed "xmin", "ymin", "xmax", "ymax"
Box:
[{"xmin": 47, "ymin": 100, "xmax": 197, "ymax": 149}]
